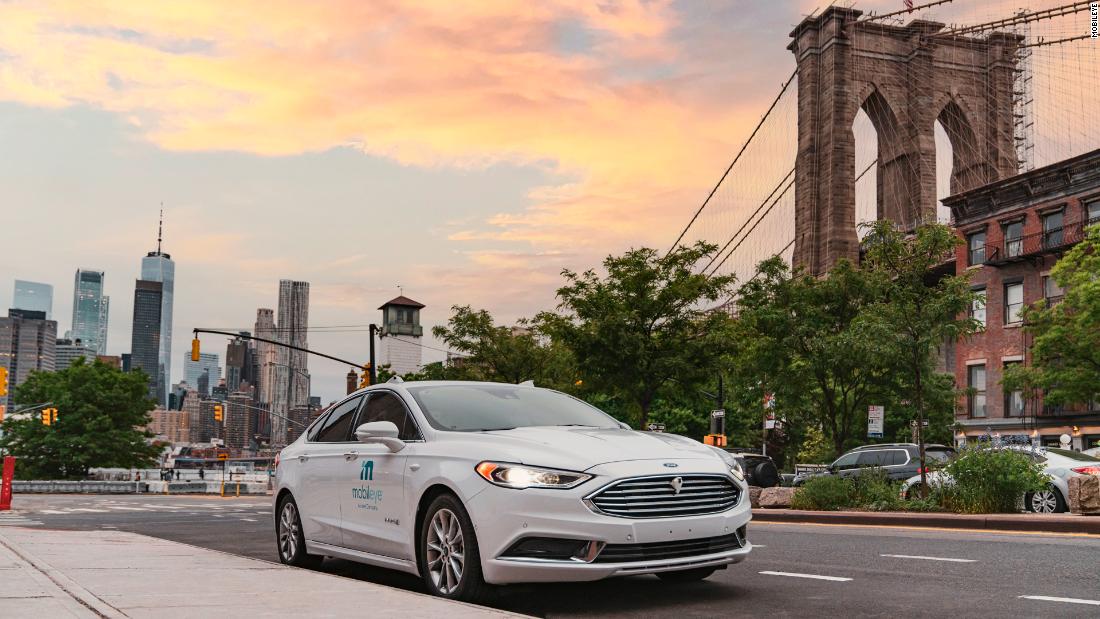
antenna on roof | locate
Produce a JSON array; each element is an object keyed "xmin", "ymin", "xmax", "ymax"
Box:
[{"xmin": 156, "ymin": 204, "xmax": 164, "ymax": 254}]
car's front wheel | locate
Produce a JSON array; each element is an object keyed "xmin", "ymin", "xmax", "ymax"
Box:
[
  {"xmin": 418, "ymin": 493, "xmax": 491, "ymax": 602},
  {"xmin": 1026, "ymin": 486, "xmax": 1066, "ymax": 513},
  {"xmin": 656, "ymin": 567, "xmax": 718, "ymax": 582},
  {"xmin": 276, "ymin": 494, "xmax": 323, "ymax": 569}
]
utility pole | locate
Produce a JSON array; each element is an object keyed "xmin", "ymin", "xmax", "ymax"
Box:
[{"xmin": 369, "ymin": 324, "xmax": 378, "ymax": 384}]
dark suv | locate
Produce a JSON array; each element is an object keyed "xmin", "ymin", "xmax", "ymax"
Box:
[
  {"xmin": 793, "ymin": 443, "xmax": 955, "ymax": 485},
  {"xmin": 725, "ymin": 450, "xmax": 781, "ymax": 488}
]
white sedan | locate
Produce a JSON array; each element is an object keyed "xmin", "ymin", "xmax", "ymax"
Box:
[
  {"xmin": 901, "ymin": 446, "xmax": 1100, "ymax": 513},
  {"xmin": 274, "ymin": 380, "xmax": 752, "ymax": 601}
]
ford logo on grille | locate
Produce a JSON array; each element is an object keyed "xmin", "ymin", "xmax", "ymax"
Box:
[
  {"xmin": 663, "ymin": 463, "xmax": 679, "ymax": 468},
  {"xmin": 669, "ymin": 477, "xmax": 683, "ymax": 495}
]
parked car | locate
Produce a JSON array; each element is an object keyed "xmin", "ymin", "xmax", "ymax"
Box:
[
  {"xmin": 274, "ymin": 380, "xmax": 752, "ymax": 602},
  {"xmin": 792, "ymin": 443, "xmax": 955, "ymax": 486},
  {"xmin": 901, "ymin": 446, "xmax": 1100, "ymax": 513},
  {"xmin": 724, "ymin": 450, "xmax": 780, "ymax": 488}
]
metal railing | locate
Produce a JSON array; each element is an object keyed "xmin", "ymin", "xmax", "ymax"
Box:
[{"xmin": 983, "ymin": 218, "xmax": 1094, "ymax": 265}]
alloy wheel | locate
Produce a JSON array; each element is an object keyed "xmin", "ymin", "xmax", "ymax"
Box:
[
  {"xmin": 426, "ymin": 508, "xmax": 465, "ymax": 594},
  {"xmin": 279, "ymin": 501, "xmax": 301, "ymax": 562},
  {"xmin": 1030, "ymin": 489, "xmax": 1058, "ymax": 513}
]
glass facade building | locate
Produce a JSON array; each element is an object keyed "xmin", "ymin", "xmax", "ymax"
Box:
[
  {"xmin": 130, "ymin": 280, "xmax": 163, "ymax": 402},
  {"xmin": 141, "ymin": 251, "xmax": 174, "ymax": 408},
  {"xmin": 71, "ymin": 269, "xmax": 109, "ymax": 355},
  {"xmin": 13, "ymin": 280, "xmax": 53, "ymax": 320}
]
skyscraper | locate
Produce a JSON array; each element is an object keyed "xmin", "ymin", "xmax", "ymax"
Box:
[
  {"xmin": 0, "ymin": 309, "xmax": 57, "ymax": 408},
  {"xmin": 273, "ymin": 280, "xmax": 309, "ymax": 447},
  {"xmin": 184, "ymin": 351, "xmax": 221, "ymax": 394},
  {"xmin": 225, "ymin": 333, "xmax": 255, "ymax": 394},
  {"xmin": 141, "ymin": 212, "xmax": 175, "ymax": 407},
  {"xmin": 13, "ymin": 280, "xmax": 53, "ymax": 320},
  {"xmin": 71, "ymin": 269, "xmax": 109, "ymax": 355},
  {"xmin": 253, "ymin": 308, "xmax": 277, "ymax": 438},
  {"xmin": 130, "ymin": 279, "xmax": 163, "ymax": 402},
  {"xmin": 55, "ymin": 337, "xmax": 96, "ymax": 371}
]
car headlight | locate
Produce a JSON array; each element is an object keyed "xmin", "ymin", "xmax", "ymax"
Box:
[
  {"xmin": 708, "ymin": 446, "xmax": 745, "ymax": 481},
  {"xmin": 475, "ymin": 462, "xmax": 592, "ymax": 489}
]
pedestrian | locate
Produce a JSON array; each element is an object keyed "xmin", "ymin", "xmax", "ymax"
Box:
[
  {"xmin": 175, "ymin": 470, "xmax": 180, "ymax": 481},
  {"xmin": 198, "ymin": 468, "xmax": 205, "ymax": 480}
]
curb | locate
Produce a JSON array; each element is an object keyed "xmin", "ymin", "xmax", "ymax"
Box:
[{"xmin": 751, "ymin": 508, "xmax": 1100, "ymax": 534}]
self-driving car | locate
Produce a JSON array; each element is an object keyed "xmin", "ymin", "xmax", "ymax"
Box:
[{"xmin": 274, "ymin": 380, "xmax": 752, "ymax": 601}]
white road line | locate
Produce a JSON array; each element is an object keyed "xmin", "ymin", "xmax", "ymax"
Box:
[
  {"xmin": 239, "ymin": 518, "xmax": 258, "ymax": 522},
  {"xmin": 141, "ymin": 504, "xmax": 185, "ymax": 509},
  {"xmin": 38, "ymin": 509, "xmax": 68, "ymax": 514},
  {"xmin": 68, "ymin": 508, "xmax": 109, "ymax": 513},
  {"xmin": 106, "ymin": 506, "xmax": 152, "ymax": 511},
  {"xmin": 881, "ymin": 554, "xmax": 975, "ymax": 563},
  {"xmin": 759, "ymin": 571, "xmax": 852, "ymax": 582},
  {"xmin": 1019, "ymin": 595, "xmax": 1100, "ymax": 606},
  {"xmin": 751, "ymin": 544, "xmax": 766, "ymax": 548}
]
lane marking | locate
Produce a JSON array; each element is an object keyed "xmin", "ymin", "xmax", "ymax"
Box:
[
  {"xmin": 106, "ymin": 506, "xmax": 152, "ymax": 511},
  {"xmin": 752, "ymin": 520, "xmax": 1100, "ymax": 539},
  {"xmin": 68, "ymin": 508, "xmax": 109, "ymax": 513},
  {"xmin": 38, "ymin": 509, "xmax": 68, "ymax": 514},
  {"xmin": 1019, "ymin": 595, "xmax": 1100, "ymax": 606},
  {"xmin": 759, "ymin": 571, "xmax": 851, "ymax": 582},
  {"xmin": 239, "ymin": 518, "xmax": 258, "ymax": 522},
  {"xmin": 751, "ymin": 544, "xmax": 766, "ymax": 548},
  {"xmin": 881, "ymin": 554, "xmax": 975, "ymax": 563}
]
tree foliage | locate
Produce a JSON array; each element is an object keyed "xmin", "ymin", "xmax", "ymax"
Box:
[
  {"xmin": 538, "ymin": 242, "xmax": 738, "ymax": 429},
  {"xmin": 1004, "ymin": 225, "xmax": 1100, "ymax": 406},
  {"xmin": 0, "ymin": 359, "xmax": 161, "ymax": 479}
]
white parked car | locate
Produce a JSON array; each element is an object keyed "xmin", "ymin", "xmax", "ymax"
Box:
[
  {"xmin": 274, "ymin": 380, "xmax": 752, "ymax": 601},
  {"xmin": 901, "ymin": 446, "xmax": 1100, "ymax": 513}
]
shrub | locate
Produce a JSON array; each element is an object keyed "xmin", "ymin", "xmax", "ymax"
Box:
[
  {"xmin": 850, "ymin": 468, "xmax": 903, "ymax": 512},
  {"xmin": 937, "ymin": 446, "xmax": 1048, "ymax": 514},
  {"xmin": 791, "ymin": 475, "xmax": 854, "ymax": 511}
]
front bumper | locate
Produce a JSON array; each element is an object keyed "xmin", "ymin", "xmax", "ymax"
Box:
[{"xmin": 465, "ymin": 460, "xmax": 753, "ymax": 584}]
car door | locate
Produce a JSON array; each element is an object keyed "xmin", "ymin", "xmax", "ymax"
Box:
[
  {"xmin": 831, "ymin": 451, "xmax": 861, "ymax": 478},
  {"xmin": 339, "ymin": 389, "xmax": 420, "ymax": 560},
  {"xmin": 297, "ymin": 394, "xmax": 363, "ymax": 546}
]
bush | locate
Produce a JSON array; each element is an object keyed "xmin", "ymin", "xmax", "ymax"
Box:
[
  {"xmin": 850, "ymin": 468, "xmax": 903, "ymax": 512},
  {"xmin": 937, "ymin": 446, "xmax": 1048, "ymax": 514},
  {"xmin": 791, "ymin": 475, "xmax": 855, "ymax": 511}
]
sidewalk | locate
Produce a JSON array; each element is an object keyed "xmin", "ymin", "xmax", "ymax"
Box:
[
  {"xmin": 0, "ymin": 527, "xmax": 523, "ymax": 618},
  {"xmin": 752, "ymin": 508, "xmax": 1100, "ymax": 534}
]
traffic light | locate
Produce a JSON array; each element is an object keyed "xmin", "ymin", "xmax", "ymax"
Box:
[
  {"xmin": 0, "ymin": 366, "xmax": 8, "ymax": 397},
  {"xmin": 213, "ymin": 404, "xmax": 223, "ymax": 422},
  {"xmin": 41, "ymin": 408, "xmax": 58, "ymax": 426},
  {"xmin": 358, "ymin": 364, "xmax": 372, "ymax": 389},
  {"xmin": 191, "ymin": 338, "xmax": 201, "ymax": 362}
]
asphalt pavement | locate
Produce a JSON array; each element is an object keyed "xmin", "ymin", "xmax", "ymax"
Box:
[{"xmin": 8, "ymin": 494, "xmax": 1100, "ymax": 618}]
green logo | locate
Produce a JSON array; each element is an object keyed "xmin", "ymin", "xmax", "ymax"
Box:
[{"xmin": 360, "ymin": 460, "xmax": 374, "ymax": 481}]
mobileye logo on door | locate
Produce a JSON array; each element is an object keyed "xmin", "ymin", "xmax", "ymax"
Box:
[{"xmin": 352, "ymin": 460, "xmax": 383, "ymax": 510}]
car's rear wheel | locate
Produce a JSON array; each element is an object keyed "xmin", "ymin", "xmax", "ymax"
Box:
[
  {"xmin": 418, "ymin": 494, "xmax": 491, "ymax": 602},
  {"xmin": 276, "ymin": 495, "xmax": 323, "ymax": 569},
  {"xmin": 1026, "ymin": 486, "xmax": 1066, "ymax": 513},
  {"xmin": 656, "ymin": 567, "xmax": 718, "ymax": 582}
]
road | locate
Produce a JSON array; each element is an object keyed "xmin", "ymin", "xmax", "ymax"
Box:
[{"xmin": 7, "ymin": 494, "xmax": 1100, "ymax": 618}]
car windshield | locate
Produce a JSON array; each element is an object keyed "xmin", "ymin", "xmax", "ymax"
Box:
[
  {"xmin": 1044, "ymin": 447, "xmax": 1100, "ymax": 462},
  {"xmin": 926, "ymin": 449, "xmax": 954, "ymax": 462},
  {"xmin": 406, "ymin": 383, "xmax": 621, "ymax": 432}
]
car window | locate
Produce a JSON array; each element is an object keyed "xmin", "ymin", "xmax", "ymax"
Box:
[
  {"xmin": 1045, "ymin": 448, "xmax": 1100, "ymax": 462},
  {"xmin": 357, "ymin": 391, "xmax": 422, "ymax": 441},
  {"xmin": 305, "ymin": 410, "xmax": 332, "ymax": 442},
  {"xmin": 407, "ymin": 384, "xmax": 619, "ymax": 432},
  {"xmin": 882, "ymin": 450, "xmax": 907, "ymax": 466},
  {"xmin": 926, "ymin": 449, "xmax": 954, "ymax": 463},
  {"xmin": 833, "ymin": 452, "xmax": 860, "ymax": 469},
  {"xmin": 313, "ymin": 396, "xmax": 363, "ymax": 443},
  {"xmin": 857, "ymin": 450, "xmax": 888, "ymax": 467}
]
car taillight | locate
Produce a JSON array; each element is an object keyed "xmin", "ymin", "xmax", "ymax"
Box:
[
  {"xmin": 274, "ymin": 453, "xmax": 280, "ymax": 469},
  {"xmin": 1072, "ymin": 466, "xmax": 1100, "ymax": 475},
  {"xmin": 916, "ymin": 467, "xmax": 929, "ymax": 474}
]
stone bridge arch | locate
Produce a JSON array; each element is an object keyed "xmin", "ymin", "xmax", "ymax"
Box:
[{"xmin": 789, "ymin": 6, "xmax": 1020, "ymax": 275}]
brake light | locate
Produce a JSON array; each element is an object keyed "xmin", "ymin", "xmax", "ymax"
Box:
[
  {"xmin": 916, "ymin": 467, "xmax": 929, "ymax": 474},
  {"xmin": 274, "ymin": 453, "xmax": 280, "ymax": 469},
  {"xmin": 1072, "ymin": 466, "xmax": 1100, "ymax": 475}
]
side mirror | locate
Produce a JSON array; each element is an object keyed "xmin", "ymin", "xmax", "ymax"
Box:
[
  {"xmin": 618, "ymin": 421, "xmax": 631, "ymax": 430},
  {"xmin": 355, "ymin": 421, "xmax": 405, "ymax": 452}
]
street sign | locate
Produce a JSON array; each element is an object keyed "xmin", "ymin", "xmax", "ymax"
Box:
[
  {"xmin": 867, "ymin": 405, "xmax": 884, "ymax": 438},
  {"xmin": 711, "ymin": 409, "xmax": 725, "ymax": 419},
  {"xmin": 763, "ymin": 393, "xmax": 776, "ymax": 410},
  {"xmin": 217, "ymin": 453, "xmax": 229, "ymax": 461},
  {"xmin": 646, "ymin": 423, "xmax": 666, "ymax": 433}
]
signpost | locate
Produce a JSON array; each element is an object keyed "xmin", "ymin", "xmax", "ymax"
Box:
[
  {"xmin": 646, "ymin": 423, "xmax": 666, "ymax": 433},
  {"xmin": 867, "ymin": 405, "xmax": 884, "ymax": 438}
]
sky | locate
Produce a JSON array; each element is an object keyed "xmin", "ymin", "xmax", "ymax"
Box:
[{"xmin": 0, "ymin": 0, "xmax": 1092, "ymax": 402}]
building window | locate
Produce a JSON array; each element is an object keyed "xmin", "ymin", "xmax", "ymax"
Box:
[
  {"xmin": 1043, "ymin": 275, "xmax": 1065, "ymax": 306},
  {"xmin": 1003, "ymin": 361, "xmax": 1025, "ymax": 417},
  {"xmin": 1042, "ymin": 211, "xmax": 1063, "ymax": 248},
  {"xmin": 967, "ymin": 231, "xmax": 986, "ymax": 265},
  {"xmin": 1004, "ymin": 282, "xmax": 1024, "ymax": 325},
  {"xmin": 970, "ymin": 288, "xmax": 986, "ymax": 327},
  {"xmin": 1087, "ymin": 199, "xmax": 1100, "ymax": 225},
  {"xmin": 968, "ymin": 364, "xmax": 986, "ymax": 418},
  {"xmin": 1003, "ymin": 221, "xmax": 1024, "ymax": 258}
]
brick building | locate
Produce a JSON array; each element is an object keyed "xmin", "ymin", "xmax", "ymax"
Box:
[{"xmin": 944, "ymin": 148, "xmax": 1100, "ymax": 450}]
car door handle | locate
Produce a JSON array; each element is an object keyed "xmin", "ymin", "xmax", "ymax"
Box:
[
  {"xmin": 344, "ymin": 452, "xmax": 359, "ymax": 461},
  {"xmin": 298, "ymin": 455, "xmax": 309, "ymax": 463}
]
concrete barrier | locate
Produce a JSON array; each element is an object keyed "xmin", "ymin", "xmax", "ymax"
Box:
[{"xmin": 13, "ymin": 480, "xmax": 145, "ymax": 494}]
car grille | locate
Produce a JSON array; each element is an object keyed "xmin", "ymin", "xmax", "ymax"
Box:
[
  {"xmin": 586, "ymin": 474, "xmax": 740, "ymax": 518},
  {"xmin": 593, "ymin": 531, "xmax": 744, "ymax": 563}
]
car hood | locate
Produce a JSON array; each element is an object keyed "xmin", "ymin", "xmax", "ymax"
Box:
[{"xmin": 443, "ymin": 426, "xmax": 720, "ymax": 471}]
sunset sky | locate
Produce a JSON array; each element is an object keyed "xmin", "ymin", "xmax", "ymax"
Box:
[{"xmin": 1, "ymin": 0, "xmax": 1090, "ymax": 400}]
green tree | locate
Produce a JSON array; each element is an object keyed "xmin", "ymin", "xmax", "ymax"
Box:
[
  {"xmin": 861, "ymin": 221, "xmax": 979, "ymax": 496},
  {"xmin": 0, "ymin": 358, "xmax": 161, "ymax": 479},
  {"xmin": 538, "ymin": 242, "xmax": 737, "ymax": 430},
  {"xmin": 1004, "ymin": 225, "xmax": 1100, "ymax": 406},
  {"xmin": 730, "ymin": 256, "xmax": 893, "ymax": 457},
  {"xmin": 432, "ymin": 305, "xmax": 575, "ymax": 388}
]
